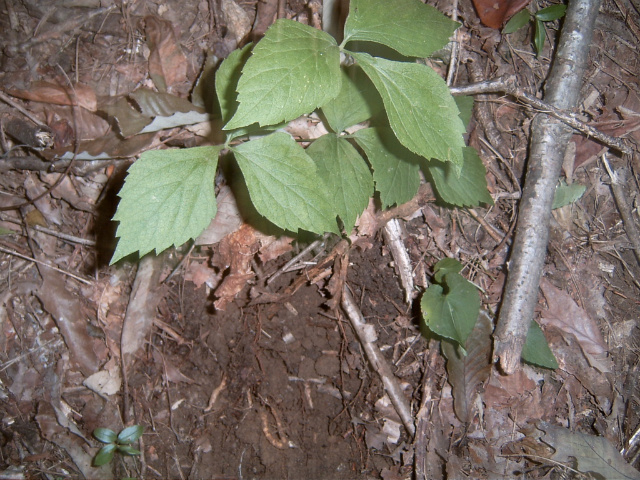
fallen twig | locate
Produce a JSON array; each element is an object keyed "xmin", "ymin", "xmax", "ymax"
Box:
[
  {"xmin": 382, "ymin": 218, "xmax": 414, "ymax": 304},
  {"xmin": 341, "ymin": 285, "xmax": 415, "ymax": 437},
  {"xmin": 493, "ymin": 0, "xmax": 603, "ymax": 374},
  {"xmin": 602, "ymin": 154, "xmax": 640, "ymax": 265},
  {"xmin": 450, "ymin": 77, "xmax": 632, "ymax": 157}
]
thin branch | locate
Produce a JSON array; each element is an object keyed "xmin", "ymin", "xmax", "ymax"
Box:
[
  {"xmin": 0, "ymin": 244, "xmax": 92, "ymax": 285},
  {"xmin": 450, "ymin": 76, "xmax": 632, "ymax": 156},
  {"xmin": 493, "ymin": 0, "xmax": 603, "ymax": 374},
  {"xmin": 341, "ymin": 286, "xmax": 415, "ymax": 437}
]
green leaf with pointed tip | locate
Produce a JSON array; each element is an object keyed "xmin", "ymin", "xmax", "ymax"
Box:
[
  {"xmin": 215, "ymin": 43, "xmax": 253, "ymax": 123},
  {"xmin": 425, "ymin": 147, "xmax": 494, "ymax": 207},
  {"xmin": 420, "ymin": 271, "xmax": 480, "ymax": 348},
  {"xmin": 321, "ymin": 66, "xmax": 383, "ymax": 133},
  {"xmin": 224, "ymin": 19, "xmax": 341, "ymax": 130},
  {"xmin": 93, "ymin": 428, "xmax": 117, "ymax": 444},
  {"xmin": 433, "ymin": 257, "xmax": 463, "ymax": 284},
  {"xmin": 534, "ymin": 19, "xmax": 546, "ymax": 55},
  {"xmin": 116, "ymin": 445, "xmax": 142, "ymax": 456},
  {"xmin": 503, "ymin": 8, "xmax": 531, "ymax": 34},
  {"xmin": 231, "ymin": 133, "xmax": 338, "ymax": 234},
  {"xmin": 117, "ymin": 425, "xmax": 144, "ymax": 445},
  {"xmin": 351, "ymin": 52, "xmax": 465, "ymax": 169},
  {"xmin": 535, "ymin": 4, "xmax": 566, "ymax": 22},
  {"xmin": 351, "ymin": 127, "xmax": 421, "ymax": 208},
  {"xmin": 306, "ymin": 134, "xmax": 373, "ymax": 233},
  {"xmin": 342, "ymin": 0, "xmax": 459, "ymax": 58},
  {"xmin": 111, "ymin": 146, "xmax": 221, "ymax": 264},
  {"xmin": 93, "ymin": 444, "xmax": 117, "ymax": 466},
  {"xmin": 522, "ymin": 320, "xmax": 559, "ymax": 369}
]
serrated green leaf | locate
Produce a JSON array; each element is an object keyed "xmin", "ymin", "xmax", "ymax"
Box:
[
  {"xmin": 502, "ymin": 9, "xmax": 531, "ymax": 34},
  {"xmin": 306, "ymin": 134, "xmax": 373, "ymax": 233},
  {"xmin": 93, "ymin": 444, "xmax": 117, "ymax": 466},
  {"xmin": 433, "ymin": 257, "xmax": 463, "ymax": 284},
  {"xmin": 534, "ymin": 19, "xmax": 546, "ymax": 55},
  {"xmin": 224, "ymin": 19, "xmax": 341, "ymax": 130},
  {"xmin": 342, "ymin": 0, "xmax": 459, "ymax": 57},
  {"xmin": 522, "ymin": 320, "xmax": 559, "ymax": 369},
  {"xmin": 351, "ymin": 53, "xmax": 465, "ymax": 169},
  {"xmin": 425, "ymin": 147, "xmax": 494, "ymax": 207},
  {"xmin": 215, "ymin": 43, "xmax": 253, "ymax": 123},
  {"xmin": 552, "ymin": 180, "xmax": 586, "ymax": 209},
  {"xmin": 93, "ymin": 427, "xmax": 117, "ymax": 444},
  {"xmin": 321, "ymin": 66, "xmax": 383, "ymax": 133},
  {"xmin": 351, "ymin": 127, "xmax": 421, "ymax": 208},
  {"xmin": 111, "ymin": 146, "xmax": 221, "ymax": 264},
  {"xmin": 454, "ymin": 95, "xmax": 474, "ymax": 129},
  {"xmin": 420, "ymin": 272, "xmax": 480, "ymax": 347},
  {"xmin": 116, "ymin": 445, "xmax": 142, "ymax": 456},
  {"xmin": 231, "ymin": 133, "xmax": 338, "ymax": 234},
  {"xmin": 117, "ymin": 425, "xmax": 144, "ymax": 445},
  {"xmin": 535, "ymin": 4, "xmax": 566, "ymax": 22}
]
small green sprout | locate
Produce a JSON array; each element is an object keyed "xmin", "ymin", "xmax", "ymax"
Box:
[
  {"xmin": 503, "ymin": 4, "xmax": 567, "ymax": 56},
  {"xmin": 92, "ymin": 425, "xmax": 144, "ymax": 467}
]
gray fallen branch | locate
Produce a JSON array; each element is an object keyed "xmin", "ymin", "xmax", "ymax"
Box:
[
  {"xmin": 450, "ymin": 77, "xmax": 631, "ymax": 156},
  {"xmin": 341, "ymin": 286, "xmax": 416, "ymax": 437},
  {"xmin": 382, "ymin": 218, "xmax": 415, "ymax": 304},
  {"xmin": 493, "ymin": 0, "xmax": 603, "ymax": 374}
]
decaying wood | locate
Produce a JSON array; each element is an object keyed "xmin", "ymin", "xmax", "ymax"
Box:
[{"xmin": 493, "ymin": 0, "xmax": 603, "ymax": 374}]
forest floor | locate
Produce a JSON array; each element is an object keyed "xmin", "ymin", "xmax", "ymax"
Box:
[{"xmin": 0, "ymin": 0, "xmax": 639, "ymax": 479}]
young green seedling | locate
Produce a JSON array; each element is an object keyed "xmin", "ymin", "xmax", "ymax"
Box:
[
  {"xmin": 92, "ymin": 425, "xmax": 144, "ymax": 467},
  {"xmin": 503, "ymin": 3, "xmax": 567, "ymax": 56}
]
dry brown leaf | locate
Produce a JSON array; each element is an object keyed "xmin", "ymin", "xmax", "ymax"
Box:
[
  {"xmin": 258, "ymin": 235, "xmax": 294, "ymax": 263},
  {"xmin": 213, "ymin": 224, "xmax": 261, "ymax": 310},
  {"xmin": 144, "ymin": 16, "xmax": 189, "ymax": 93},
  {"xmin": 441, "ymin": 311, "xmax": 492, "ymax": 423},
  {"xmin": 221, "ymin": 0, "xmax": 252, "ymax": 45},
  {"xmin": 184, "ymin": 260, "xmax": 221, "ymax": 289},
  {"xmin": 9, "ymin": 81, "xmax": 97, "ymax": 111},
  {"xmin": 36, "ymin": 269, "xmax": 102, "ymax": 376},
  {"xmin": 539, "ymin": 278, "xmax": 611, "ymax": 373}
]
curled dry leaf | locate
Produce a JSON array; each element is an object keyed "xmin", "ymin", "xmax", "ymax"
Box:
[
  {"xmin": 9, "ymin": 81, "xmax": 97, "ymax": 111},
  {"xmin": 471, "ymin": 0, "xmax": 531, "ymax": 29}
]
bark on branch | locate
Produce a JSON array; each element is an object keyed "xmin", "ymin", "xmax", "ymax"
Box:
[{"xmin": 493, "ymin": 0, "xmax": 603, "ymax": 374}]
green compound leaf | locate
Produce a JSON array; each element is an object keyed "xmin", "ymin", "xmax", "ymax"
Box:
[
  {"xmin": 522, "ymin": 320, "xmax": 559, "ymax": 369},
  {"xmin": 117, "ymin": 425, "xmax": 144, "ymax": 445},
  {"xmin": 321, "ymin": 66, "xmax": 383, "ymax": 133},
  {"xmin": 215, "ymin": 43, "xmax": 253, "ymax": 123},
  {"xmin": 425, "ymin": 147, "xmax": 494, "ymax": 207},
  {"xmin": 535, "ymin": 4, "xmax": 567, "ymax": 22},
  {"xmin": 231, "ymin": 133, "xmax": 338, "ymax": 235},
  {"xmin": 421, "ymin": 262, "xmax": 480, "ymax": 348},
  {"xmin": 93, "ymin": 428, "xmax": 117, "ymax": 444},
  {"xmin": 224, "ymin": 19, "xmax": 341, "ymax": 130},
  {"xmin": 306, "ymin": 134, "xmax": 373, "ymax": 233},
  {"xmin": 111, "ymin": 146, "xmax": 221, "ymax": 264},
  {"xmin": 93, "ymin": 444, "xmax": 117, "ymax": 466},
  {"xmin": 342, "ymin": 0, "xmax": 459, "ymax": 58},
  {"xmin": 503, "ymin": 8, "xmax": 531, "ymax": 34},
  {"xmin": 351, "ymin": 127, "xmax": 421, "ymax": 208},
  {"xmin": 351, "ymin": 52, "xmax": 465, "ymax": 170}
]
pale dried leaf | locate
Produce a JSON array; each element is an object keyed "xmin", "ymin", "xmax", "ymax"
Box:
[
  {"xmin": 121, "ymin": 253, "xmax": 168, "ymax": 367},
  {"xmin": 539, "ymin": 279, "xmax": 611, "ymax": 372},
  {"xmin": 442, "ymin": 311, "xmax": 492, "ymax": 423},
  {"xmin": 258, "ymin": 235, "xmax": 294, "ymax": 263},
  {"xmin": 196, "ymin": 186, "xmax": 243, "ymax": 246},
  {"xmin": 184, "ymin": 261, "xmax": 221, "ymax": 289}
]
